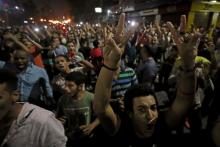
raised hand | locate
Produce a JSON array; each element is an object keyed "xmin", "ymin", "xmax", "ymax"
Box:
[
  {"xmin": 104, "ymin": 13, "xmax": 135, "ymax": 69},
  {"xmin": 167, "ymin": 15, "xmax": 201, "ymax": 70}
]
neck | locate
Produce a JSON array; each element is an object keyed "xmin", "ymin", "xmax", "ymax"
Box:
[
  {"xmin": 61, "ymin": 68, "xmax": 71, "ymax": 75},
  {"xmin": 72, "ymin": 90, "xmax": 84, "ymax": 100},
  {"xmin": 0, "ymin": 103, "xmax": 22, "ymax": 125}
]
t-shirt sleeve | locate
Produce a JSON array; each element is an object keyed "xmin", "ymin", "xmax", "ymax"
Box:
[{"xmin": 40, "ymin": 114, "xmax": 67, "ymax": 147}]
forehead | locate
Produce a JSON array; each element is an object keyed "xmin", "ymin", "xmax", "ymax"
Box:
[
  {"xmin": 55, "ymin": 56, "xmax": 67, "ymax": 61},
  {"xmin": 133, "ymin": 95, "xmax": 156, "ymax": 107},
  {"xmin": 65, "ymin": 80, "xmax": 76, "ymax": 86},
  {"xmin": 67, "ymin": 42, "xmax": 75, "ymax": 46}
]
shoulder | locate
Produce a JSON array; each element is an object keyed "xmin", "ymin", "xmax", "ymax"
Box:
[
  {"xmin": 84, "ymin": 91, "xmax": 94, "ymax": 100},
  {"xmin": 23, "ymin": 103, "xmax": 55, "ymax": 124}
]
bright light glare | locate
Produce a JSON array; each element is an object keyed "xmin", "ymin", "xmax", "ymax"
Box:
[
  {"xmin": 34, "ymin": 28, "xmax": 39, "ymax": 32},
  {"xmin": 24, "ymin": 21, "xmax": 28, "ymax": 24},
  {"xmin": 95, "ymin": 7, "xmax": 102, "ymax": 13},
  {"xmin": 131, "ymin": 21, "xmax": 136, "ymax": 26}
]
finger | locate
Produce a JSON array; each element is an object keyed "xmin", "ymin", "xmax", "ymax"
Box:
[
  {"xmin": 123, "ymin": 26, "xmax": 136, "ymax": 44},
  {"xmin": 79, "ymin": 125, "xmax": 86, "ymax": 129},
  {"xmin": 104, "ymin": 39, "xmax": 113, "ymax": 55},
  {"xmin": 189, "ymin": 33, "xmax": 201, "ymax": 48},
  {"xmin": 109, "ymin": 38, "xmax": 121, "ymax": 54},
  {"xmin": 183, "ymin": 33, "xmax": 191, "ymax": 43},
  {"xmin": 179, "ymin": 15, "xmax": 186, "ymax": 33},
  {"xmin": 116, "ymin": 13, "xmax": 125, "ymax": 37},
  {"xmin": 166, "ymin": 22, "xmax": 181, "ymax": 45}
]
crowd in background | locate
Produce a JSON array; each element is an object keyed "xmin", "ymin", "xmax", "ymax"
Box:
[{"xmin": 1, "ymin": 13, "xmax": 220, "ymax": 147}]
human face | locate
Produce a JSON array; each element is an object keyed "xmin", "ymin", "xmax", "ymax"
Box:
[
  {"xmin": 13, "ymin": 50, "xmax": 29, "ymax": 70},
  {"xmin": 64, "ymin": 81, "xmax": 79, "ymax": 98},
  {"xmin": 0, "ymin": 83, "xmax": 14, "ymax": 121},
  {"xmin": 67, "ymin": 42, "xmax": 76, "ymax": 53},
  {"xmin": 131, "ymin": 95, "xmax": 158, "ymax": 139},
  {"xmin": 53, "ymin": 38, "xmax": 60, "ymax": 47},
  {"xmin": 54, "ymin": 56, "xmax": 70, "ymax": 73}
]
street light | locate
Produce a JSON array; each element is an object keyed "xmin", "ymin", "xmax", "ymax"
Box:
[
  {"xmin": 15, "ymin": 6, "xmax": 19, "ymax": 10},
  {"xmin": 131, "ymin": 21, "xmax": 137, "ymax": 26},
  {"xmin": 107, "ymin": 9, "xmax": 111, "ymax": 14},
  {"xmin": 34, "ymin": 27, "xmax": 39, "ymax": 32}
]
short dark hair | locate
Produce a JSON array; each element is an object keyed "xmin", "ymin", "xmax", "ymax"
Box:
[
  {"xmin": 143, "ymin": 44, "xmax": 155, "ymax": 57},
  {"xmin": 53, "ymin": 55, "xmax": 70, "ymax": 63},
  {"xmin": 65, "ymin": 71, "xmax": 86, "ymax": 85},
  {"xmin": 0, "ymin": 69, "xmax": 18, "ymax": 91},
  {"xmin": 124, "ymin": 84, "xmax": 157, "ymax": 113},
  {"xmin": 93, "ymin": 40, "xmax": 99, "ymax": 48}
]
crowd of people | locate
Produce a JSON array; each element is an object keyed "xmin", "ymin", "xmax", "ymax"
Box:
[{"xmin": 0, "ymin": 13, "xmax": 220, "ymax": 147}]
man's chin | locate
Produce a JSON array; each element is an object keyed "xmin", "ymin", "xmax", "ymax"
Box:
[
  {"xmin": 142, "ymin": 128, "xmax": 154, "ymax": 138},
  {"xmin": 16, "ymin": 65, "xmax": 25, "ymax": 69}
]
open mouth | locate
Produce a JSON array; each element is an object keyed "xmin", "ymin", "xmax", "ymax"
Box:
[
  {"xmin": 146, "ymin": 123, "xmax": 154, "ymax": 129},
  {"xmin": 58, "ymin": 65, "xmax": 65, "ymax": 70}
]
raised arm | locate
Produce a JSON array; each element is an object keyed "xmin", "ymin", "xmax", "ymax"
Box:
[
  {"xmin": 93, "ymin": 13, "xmax": 133, "ymax": 135},
  {"xmin": 165, "ymin": 15, "xmax": 199, "ymax": 127},
  {"xmin": 4, "ymin": 33, "xmax": 29, "ymax": 52}
]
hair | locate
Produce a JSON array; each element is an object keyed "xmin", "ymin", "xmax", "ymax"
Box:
[
  {"xmin": 65, "ymin": 71, "xmax": 86, "ymax": 86},
  {"xmin": 0, "ymin": 69, "xmax": 18, "ymax": 91},
  {"xmin": 93, "ymin": 40, "xmax": 99, "ymax": 48},
  {"xmin": 143, "ymin": 44, "xmax": 155, "ymax": 57},
  {"xmin": 124, "ymin": 84, "xmax": 157, "ymax": 113},
  {"xmin": 53, "ymin": 55, "xmax": 70, "ymax": 63}
]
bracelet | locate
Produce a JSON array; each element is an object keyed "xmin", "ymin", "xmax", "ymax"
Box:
[
  {"xmin": 179, "ymin": 66, "xmax": 196, "ymax": 73},
  {"xmin": 102, "ymin": 64, "xmax": 118, "ymax": 71}
]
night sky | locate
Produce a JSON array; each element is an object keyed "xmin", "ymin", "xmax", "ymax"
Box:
[{"xmin": 14, "ymin": 0, "xmax": 118, "ymax": 21}]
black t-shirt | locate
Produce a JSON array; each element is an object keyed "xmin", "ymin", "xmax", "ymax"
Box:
[
  {"xmin": 94, "ymin": 113, "xmax": 169, "ymax": 147},
  {"xmin": 94, "ymin": 112, "xmax": 214, "ymax": 147}
]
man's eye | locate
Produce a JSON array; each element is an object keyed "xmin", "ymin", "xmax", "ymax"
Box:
[
  {"xmin": 150, "ymin": 105, "xmax": 157, "ymax": 111},
  {"xmin": 138, "ymin": 108, "xmax": 145, "ymax": 113}
]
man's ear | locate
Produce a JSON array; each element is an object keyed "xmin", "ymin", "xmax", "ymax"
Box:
[
  {"xmin": 11, "ymin": 90, "xmax": 20, "ymax": 102},
  {"xmin": 78, "ymin": 84, "xmax": 85, "ymax": 91}
]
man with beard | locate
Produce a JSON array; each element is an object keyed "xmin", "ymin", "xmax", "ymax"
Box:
[
  {"xmin": 0, "ymin": 69, "xmax": 66, "ymax": 147},
  {"xmin": 56, "ymin": 71, "xmax": 99, "ymax": 147}
]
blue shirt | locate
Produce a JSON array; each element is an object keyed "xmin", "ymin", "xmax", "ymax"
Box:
[
  {"xmin": 49, "ymin": 45, "xmax": 68, "ymax": 57},
  {"xmin": 0, "ymin": 61, "xmax": 53, "ymax": 102},
  {"xmin": 136, "ymin": 57, "xmax": 158, "ymax": 85}
]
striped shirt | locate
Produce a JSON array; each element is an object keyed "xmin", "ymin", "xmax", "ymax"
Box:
[{"xmin": 111, "ymin": 67, "xmax": 138, "ymax": 99}]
